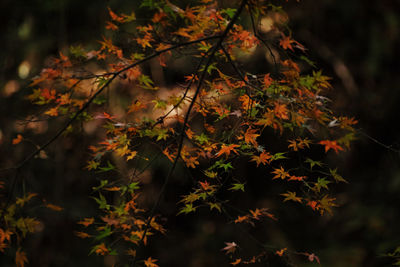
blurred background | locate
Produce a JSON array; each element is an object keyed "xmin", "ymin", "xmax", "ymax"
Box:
[{"xmin": 1, "ymin": 0, "xmax": 399, "ymax": 266}]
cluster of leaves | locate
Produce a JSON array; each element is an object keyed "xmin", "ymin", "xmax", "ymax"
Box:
[
  {"xmin": 0, "ymin": 185, "xmax": 63, "ymax": 267},
  {"xmin": 3, "ymin": 0, "xmax": 359, "ymax": 265}
]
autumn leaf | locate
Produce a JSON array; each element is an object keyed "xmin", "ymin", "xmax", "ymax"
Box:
[
  {"xmin": 288, "ymin": 175, "xmax": 306, "ymax": 182},
  {"xmin": 281, "ymin": 191, "xmax": 302, "ymax": 203},
  {"xmin": 230, "ymin": 258, "xmax": 242, "ymax": 265},
  {"xmin": 216, "ymin": 144, "xmax": 240, "ymax": 157},
  {"xmin": 279, "ymin": 35, "xmax": 295, "ymax": 51},
  {"xmin": 264, "ymin": 73, "xmax": 273, "ymax": 88},
  {"xmin": 0, "ymin": 228, "xmax": 12, "ymax": 244},
  {"xmin": 45, "ymin": 203, "xmax": 63, "ymax": 211},
  {"xmin": 108, "ymin": 7, "xmax": 125, "ymax": 23},
  {"xmin": 303, "ymin": 252, "xmax": 321, "ymax": 264},
  {"xmin": 78, "ymin": 217, "xmax": 94, "ymax": 227},
  {"xmin": 319, "ymin": 140, "xmax": 344, "ymax": 154},
  {"xmin": 16, "ymin": 248, "xmax": 28, "ymax": 267},
  {"xmin": 94, "ymin": 243, "xmax": 109, "ymax": 255},
  {"xmin": 12, "ymin": 134, "xmax": 23, "ymax": 145},
  {"xmin": 74, "ymin": 231, "xmax": 91, "ymax": 239},
  {"xmin": 234, "ymin": 215, "xmax": 250, "ymax": 224},
  {"xmin": 275, "ymin": 248, "xmax": 287, "ymax": 257},
  {"xmin": 244, "ymin": 128, "xmax": 260, "ymax": 147},
  {"xmin": 221, "ymin": 241, "xmax": 238, "ymax": 254},
  {"xmin": 272, "ymin": 166, "xmax": 290, "ymax": 180},
  {"xmin": 251, "ymin": 151, "xmax": 272, "ymax": 166},
  {"xmin": 274, "ymin": 102, "xmax": 289, "ymax": 120},
  {"xmin": 16, "ymin": 193, "xmax": 37, "ymax": 206},
  {"xmin": 44, "ymin": 107, "xmax": 59, "ymax": 116},
  {"xmin": 144, "ymin": 257, "xmax": 159, "ymax": 267}
]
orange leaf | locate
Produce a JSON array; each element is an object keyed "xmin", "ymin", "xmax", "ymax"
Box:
[
  {"xmin": 231, "ymin": 258, "xmax": 242, "ymax": 265},
  {"xmin": 45, "ymin": 203, "xmax": 63, "ymax": 211},
  {"xmin": 244, "ymin": 128, "xmax": 260, "ymax": 147},
  {"xmin": 44, "ymin": 107, "xmax": 59, "ymax": 117},
  {"xmin": 279, "ymin": 35, "xmax": 295, "ymax": 51},
  {"xmin": 74, "ymin": 231, "xmax": 91, "ymax": 239},
  {"xmin": 108, "ymin": 7, "xmax": 124, "ymax": 23},
  {"xmin": 77, "ymin": 217, "xmax": 94, "ymax": 227},
  {"xmin": 12, "ymin": 134, "xmax": 23, "ymax": 145},
  {"xmin": 95, "ymin": 243, "xmax": 109, "ymax": 255},
  {"xmin": 144, "ymin": 257, "xmax": 159, "ymax": 267},
  {"xmin": 234, "ymin": 215, "xmax": 249, "ymax": 224},
  {"xmin": 274, "ymin": 103, "xmax": 289, "ymax": 120},
  {"xmin": 272, "ymin": 166, "xmax": 290, "ymax": 180},
  {"xmin": 319, "ymin": 140, "xmax": 344, "ymax": 154},
  {"xmin": 216, "ymin": 144, "xmax": 240, "ymax": 157},
  {"xmin": 275, "ymin": 248, "xmax": 287, "ymax": 257},
  {"xmin": 251, "ymin": 151, "xmax": 272, "ymax": 166},
  {"xmin": 15, "ymin": 248, "xmax": 28, "ymax": 267},
  {"xmin": 264, "ymin": 73, "xmax": 273, "ymax": 88}
]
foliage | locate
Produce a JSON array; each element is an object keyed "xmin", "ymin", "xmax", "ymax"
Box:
[{"xmin": 1, "ymin": 0, "xmax": 361, "ymax": 265}]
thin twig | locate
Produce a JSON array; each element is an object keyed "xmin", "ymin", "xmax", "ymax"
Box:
[{"xmin": 131, "ymin": 1, "xmax": 249, "ymax": 265}]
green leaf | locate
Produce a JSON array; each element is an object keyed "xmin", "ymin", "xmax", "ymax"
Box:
[
  {"xmin": 95, "ymin": 226, "xmax": 112, "ymax": 241},
  {"xmin": 195, "ymin": 133, "xmax": 209, "ymax": 145},
  {"xmin": 178, "ymin": 204, "xmax": 197, "ymax": 215},
  {"xmin": 330, "ymin": 168, "xmax": 348, "ymax": 183},
  {"xmin": 92, "ymin": 179, "xmax": 108, "ymax": 191},
  {"xmin": 305, "ymin": 158, "xmax": 323, "ymax": 170},
  {"xmin": 92, "ymin": 193, "xmax": 110, "ymax": 210},
  {"xmin": 314, "ymin": 177, "xmax": 331, "ymax": 192},
  {"xmin": 221, "ymin": 8, "xmax": 237, "ymax": 19},
  {"xmin": 229, "ymin": 183, "xmax": 245, "ymax": 192},
  {"xmin": 271, "ymin": 152, "xmax": 287, "ymax": 161},
  {"xmin": 98, "ymin": 161, "xmax": 116, "ymax": 173},
  {"xmin": 69, "ymin": 45, "xmax": 86, "ymax": 59},
  {"xmin": 208, "ymin": 202, "xmax": 222, "ymax": 212},
  {"xmin": 299, "ymin": 55, "xmax": 316, "ymax": 68}
]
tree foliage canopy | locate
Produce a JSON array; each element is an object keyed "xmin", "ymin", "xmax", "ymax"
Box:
[{"xmin": 1, "ymin": 0, "xmax": 371, "ymax": 266}]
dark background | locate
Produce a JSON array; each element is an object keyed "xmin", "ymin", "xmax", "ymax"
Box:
[{"xmin": 1, "ymin": 0, "xmax": 399, "ymax": 266}]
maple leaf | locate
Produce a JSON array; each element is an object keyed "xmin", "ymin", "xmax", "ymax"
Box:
[
  {"xmin": 221, "ymin": 241, "xmax": 238, "ymax": 254},
  {"xmin": 234, "ymin": 215, "xmax": 250, "ymax": 224},
  {"xmin": 303, "ymin": 252, "xmax": 321, "ymax": 264},
  {"xmin": 78, "ymin": 217, "xmax": 94, "ymax": 227},
  {"xmin": 216, "ymin": 144, "xmax": 240, "ymax": 157},
  {"xmin": 281, "ymin": 191, "xmax": 302, "ymax": 203},
  {"xmin": 108, "ymin": 7, "xmax": 125, "ymax": 23},
  {"xmin": 279, "ymin": 35, "xmax": 295, "ymax": 51},
  {"xmin": 274, "ymin": 102, "xmax": 289, "ymax": 120},
  {"xmin": 319, "ymin": 140, "xmax": 344, "ymax": 153},
  {"xmin": 144, "ymin": 257, "xmax": 159, "ymax": 267},
  {"xmin": 251, "ymin": 151, "xmax": 272, "ymax": 166},
  {"xmin": 74, "ymin": 231, "xmax": 91, "ymax": 239},
  {"xmin": 0, "ymin": 228, "xmax": 12, "ymax": 244},
  {"xmin": 44, "ymin": 107, "xmax": 59, "ymax": 116},
  {"xmin": 272, "ymin": 166, "xmax": 290, "ymax": 180},
  {"xmin": 45, "ymin": 203, "xmax": 63, "ymax": 211},
  {"xmin": 12, "ymin": 134, "xmax": 23, "ymax": 145},
  {"xmin": 249, "ymin": 208, "xmax": 269, "ymax": 220},
  {"xmin": 231, "ymin": 258, "xmax": 242, "ymax": 265},
  {"xmin": 105, "ymin": 21, "xmax": 118, "ymax": 31},
  {"xmin": 244, "ymin": 128, "xmax": 260, "ymax": 147},
  {"xmin": 94, "ymin": 243, "xmax": 109, "ymax": 255},
  {"xmin": 16, "ymin": 248, "xmax": 28, "ymax": 267},
  {"xmin": 275, "ymin": 248, "xmax": 287, "ymax": 257},
  {"xmin": 288, "ymin": 175, "xmax": 306, "ymax": 182},
  {"xmin": 264, "ymin": 73, "xmax": 273, "ymax": 88},
  {"xmin": 307, "ymin": 200, "xmax": 319, "ymax": 211}
]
